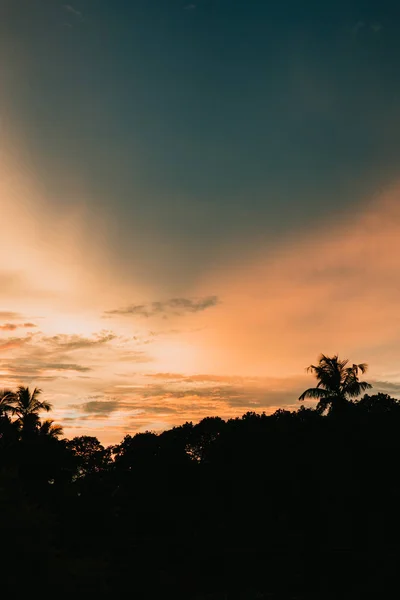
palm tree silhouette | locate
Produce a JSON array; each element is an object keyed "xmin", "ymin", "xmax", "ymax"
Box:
[
  {"xmin": 38, "ymin": 419, "xmax": 64, "ymax": 439},
  {"xmin": 13, "ymin": 387, "xmax": 52, "ymax": 434},
  {"xmin": 299, "ymin": 354, "xmax": 372, "ymax": 414},
  {"xmin": 0, "ymin": 389, "xmax": 16, "ymax": 416}
]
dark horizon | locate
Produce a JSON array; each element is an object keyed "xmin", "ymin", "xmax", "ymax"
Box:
[{"xmin": 1, "ymin": 355, "xmax": 399, "ymax": 597}]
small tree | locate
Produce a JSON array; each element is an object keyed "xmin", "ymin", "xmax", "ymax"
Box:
[
  {"xmin": 299, "ymin": 354, "xmax": 372, "ymax": 415},
  {"xmin": 13, "ymin": 387, "xmax": 52, "ymax": 436}
]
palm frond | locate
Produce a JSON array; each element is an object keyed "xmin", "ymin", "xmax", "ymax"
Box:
[
  {"xmin": 0, "ymin": 389, "xmax": 16, "ymax": 414},
  {"xmin": 299, "ymin": 388, "xmax": 332, "ymax": 401},
  {"xmin": 31, "ymin": 387, "xmax": 43, "ymax": 402},
  {"xmin": 40, "ymin": 400, "xmax": 52, "ymax": 412},
  {"xmin": 346, "ymin": 380, "xmax": 373, "ymax": 398},
  {"xmin": 40, "ymin": 419, "xmax": 63, "ymax": 438}
]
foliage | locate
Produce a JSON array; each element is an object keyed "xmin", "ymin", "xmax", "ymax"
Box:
[{"xmin": 2, "ymin": 357, "xmax": 400, "ymax": 597}]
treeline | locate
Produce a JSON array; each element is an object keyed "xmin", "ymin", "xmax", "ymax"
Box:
[{"xmin": 1, "ymin": 357, "xmax": 400, "ymax": 598}]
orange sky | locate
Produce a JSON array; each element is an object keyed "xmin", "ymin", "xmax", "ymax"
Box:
[{"xmin": 1, "ymin": 127, "xmax": 400, "ymax": 444}]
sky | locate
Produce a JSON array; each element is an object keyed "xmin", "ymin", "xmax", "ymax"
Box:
[{"xmin": 1, "ymin": 0, "xmax": 400, "ymax": 443}]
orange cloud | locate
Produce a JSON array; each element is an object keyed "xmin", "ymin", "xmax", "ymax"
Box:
[{"xmin": 0, "ymin": 322, "xmax": 37, "ymax": 331}]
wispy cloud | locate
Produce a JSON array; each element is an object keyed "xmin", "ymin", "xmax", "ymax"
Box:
[
  {"xmin": 0, "ymin": 311, "xmax": 25, "ymax": 320},
  {"xmin": 352, "ymin": 21, "xmax": 383, "ymax": 35},
  {"xmin": 352, "ymin": 21, "xmax": 365, "ymax": 34},
  {"xmin": 73, "ymin": 399, "xmax": 120, "ymax": 414},
  {"xmin": 67, "ymin": 373, "xmax": 310, "ymax": 423},
  {"xmin": 41, "ymin": 331, "xmax": 116, "ymax": 351},
  {"xmin": 63, "ymin": 4, "xmax": 83, "ymax": 19},
  {"xmin": 0, "ymin": 334, "xmax": 36, "ymax": 351},
  {"xmin": 0, "ymin": 322, "xmax": 37, "ymax": 331},
  {"xmin": 371, "ymin": 22, "xmax": 383, "ymax": 34},
  {"xmin": 1, "ymin": 361, "xmax": 91, "ymax": 376},
  {"xmin": 105, "ymin": 296, "xmax": 219, "ymax": 318}
]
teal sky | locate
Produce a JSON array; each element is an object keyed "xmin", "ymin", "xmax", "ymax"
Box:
[{"xmin": 3, "ymin": 0, "xmax": 400, "ymax": 288}]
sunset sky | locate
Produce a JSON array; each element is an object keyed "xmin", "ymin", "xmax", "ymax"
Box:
[{"xmin": 1, "ymin": 0, "xmax": 400, "ymax": 443}]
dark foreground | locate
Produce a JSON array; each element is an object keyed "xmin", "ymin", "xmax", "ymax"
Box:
[{"xmin": 2, "ymin": 393, "xmax": 400, "ymax": 598}]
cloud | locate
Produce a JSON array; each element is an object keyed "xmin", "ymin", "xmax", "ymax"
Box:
[
  {"xmin": 0, "ymin": 329, "xmax": 129, "ymax": 387},
  {"xmin": 0, "ymin": 323, "xmax": 18, "ymax": 331},
  {"xmin": 42, "ymin": 363, "xmax": 92, "ymax": 373},
  {"xmin": 135, "ymin": 381, "xmax": 305, "ymax": 410},
  {"xmin": 76, "ymin": 400, "xmax": 120, "ymax": 414},
  {"xmin": 0, "ymin": 322, "xmax": 37, "ymax": 331},
  {"xmin": 146, "ymin": 372, "xmax": 186, "ymax": 380},
  {"xmin": 0, "ymin": 335, "xmax": 35, "ymax": 351},
  {"xmin": 115, "ymin": 350, "xmax": 154, "ymax": 363},
  {"xmin": 8, "ymin": 361, "xmax": 91, "ymax": 373},
  {"xmin": 370, "ymin": 381, "xmax": 400, "ymax": 396},
  {"xmin": 352, "ymin": 21, "xmax": 383, "ymax": 35},
  {"xmin": 80, "ymin": 374, "xmax": 310, "ymax": 422},
  {"xmin": 59, "ymin": 371, "xmax": 315, "ymax": 443},
  {"xmin": 0, "ymin": 312, "xmax": 24, "ymax": 320},
  {"xmin": 371, "ymin": 23, "xmax": 383, "ymax": 34},
  {"xmin": 105, "ymin": 296, "xmax": 219, "ymax": 318},
  {"xmin": 352, "ymin": 21, "xmax": 365, "ymax": 34},
  {"xmin": 0, "ymin": 361, "xmax": 92, "ymax": 381},
  {"xmin": 42, "ymin": 331, "xmax": 116, "ymax": 351},
  {"xmin": 63, "ymin": 4, "xmax": 83, "ymax": 19}
]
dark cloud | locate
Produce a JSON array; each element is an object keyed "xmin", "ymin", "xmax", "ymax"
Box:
[
  {"xmin": 137, "ymin": 384, "xmax": 299, "ymax": 409},
  {"xmin": 59, "ymin": 374, "xmax": 308, "ymax": 432},
  {"xmin": 0, "ymin": 373, "xmax": 60, "ymax": 382},
  {"xmin": 43, "ymin": 363, "xmax": 92, "ymax": 372},
  {"xmin": 143, "ymin": 406, "xmax": 178, "ymax": 415},
  {"xmin": 72, "ymin": 400, "xmax": 120, "ymax": 414},
  {"xmin": 1, "ymin": 360, "xmax": 91, "ymax": 376},
  {"xmin": 370, "ymin": 380, "xmax": 400, "ymax": 395},
  {"xmin": 91, "ymin": 375, "xmax": 309, "ymax": 416},
  {"xmin": 105, "ymin": 296, "xmax": 219, "ymax": 318}
]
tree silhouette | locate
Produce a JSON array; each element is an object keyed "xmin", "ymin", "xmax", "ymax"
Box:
[
  {"xmin": 0, "ymin": 389, "xmax": 18, "ymax": 450},
  {"xmin": 1, "ymin": 373, "xmax": 400, "ymax": 597},
  {"xmin": 13, "ymin": 387, "xmax": 52, "ymax": 436},
  {"xmin": 38, "ymin": 419, "xmax": 64, "ymax": 439},
  {"xmin": 299, "ymin": 354, "xmax": 372, "ymax": 414},
  {"xmin": 67, "ymin": 435, "xmax": 111, "ymax": 478},
  {"xmin": 0, "ymin": 389, "xmax": 16, "ymax": 416}
]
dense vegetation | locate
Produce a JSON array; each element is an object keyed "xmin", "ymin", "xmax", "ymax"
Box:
[{"xmin": 1, "ymin": 355, "xmax": 400, "ymax": 598}]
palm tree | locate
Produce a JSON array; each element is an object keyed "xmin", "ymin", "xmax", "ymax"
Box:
[
  {"xmin": 13, "ymin": 386, "xmax": 52, "ymax": 434},
  {"xmin": 0, "ymin": 389, "xmax": 16, "ymax": 417},
  {"xmin": 38, "ymin": 419, "xmax": 64, "ymax": 439},
  {"xmin": 0, "ymin": 389, "xmax": 17, "ymax": 445},
  {"xmin": 299, "ymin": 354, "xmax": 372, "ymax": 415}
]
